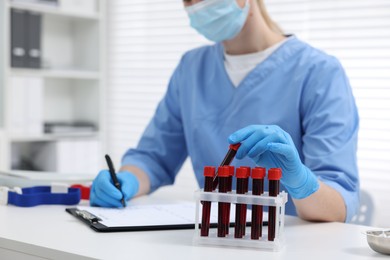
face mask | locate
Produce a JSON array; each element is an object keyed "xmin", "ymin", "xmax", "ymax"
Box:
[{"xmin": 185, "ymin": 0, "xmax": 250, "ymax": 42}]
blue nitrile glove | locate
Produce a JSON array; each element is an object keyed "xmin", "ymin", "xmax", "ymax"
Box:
[
  {"xmin": 228, "ymin": 125, "xmax": 319, "ymax": 199},
  {"xmin": 90, "ymin": 170, "xmax": 139, "ymax": 207}
]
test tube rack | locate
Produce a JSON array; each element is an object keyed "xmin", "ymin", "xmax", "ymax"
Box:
[{"xmin": 193, "ymin": 189, "xmax": 288, "ymax": 251}]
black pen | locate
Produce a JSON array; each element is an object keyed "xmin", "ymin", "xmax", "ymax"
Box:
[{"xmin": 105, "ymin": 154, "xmax": 126, "ymax": 207}]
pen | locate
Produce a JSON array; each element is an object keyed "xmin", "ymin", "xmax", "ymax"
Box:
[{"xmin": 105, "ymin": 154, "xmax": 126, "ymax": 207}]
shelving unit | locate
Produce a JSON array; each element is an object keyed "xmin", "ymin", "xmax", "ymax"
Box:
[
  {"xmin": 0, "ymin": 0, "xmax": 106, "ymax": 174},
  {"xmin": 10, "ymin": 68, "xmax": 100, "ymax": 80},
  {"xmin": 9, "ymin": 1, "xmax": 100, "ymax": 20}
]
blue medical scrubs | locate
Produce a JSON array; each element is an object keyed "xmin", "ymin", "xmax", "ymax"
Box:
[{"xmin": 122, "ymin": 36, "xmax": 360, "ymax": 222}]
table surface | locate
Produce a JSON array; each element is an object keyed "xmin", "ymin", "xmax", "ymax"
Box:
[{"xmin": 0, "ymin": 195, "xmax": 387, "ymax": 260}]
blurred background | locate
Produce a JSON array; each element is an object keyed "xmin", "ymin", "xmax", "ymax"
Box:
[{"xmin": 0, "ymin": 0, "xmax": 389, "ymax": 227}]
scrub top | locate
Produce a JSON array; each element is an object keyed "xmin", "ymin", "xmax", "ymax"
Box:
[{"xmin": 122, "ymin": 36, "xmax": 360, "ymax": 222}]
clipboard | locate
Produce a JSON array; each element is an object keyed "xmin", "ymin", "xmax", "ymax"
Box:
[
  {"xmin": 66, "ymin": 203, "xmax": 268, "ymax": 233},
  {"xmin": 66, "ymin": 208, "xmax": 197, "ymax": 232}
]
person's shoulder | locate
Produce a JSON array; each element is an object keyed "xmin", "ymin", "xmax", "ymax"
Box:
[
  {"xmin": 290, "ymin": 36, "xmax": 343, "ymax": 71},
  {"xmin": 181, "ymin": 43, "xmax": 221, "ymax": 63}
]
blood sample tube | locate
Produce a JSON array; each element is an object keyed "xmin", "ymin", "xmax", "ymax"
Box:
[
  {"xmin": 217, "ymin": 166, "xmax": 230, "ymax": 237},
  {"xmin": 268, "ymin": 168, "xmax": 282, "ymax": 241},
  {"xmin": 241, "ymin": 166, "xmax": 251, "ymax": 193},
  {"xmin": 251, "ymin": 167, "xmax": 265, "ymax": 240},
  {"xmin": 239, "ymin": 166, "xmax": 250, "ymax": 236},
  {"xmin": 234, "ymin": 167, "xmax": 248, "ymax": 238},
  {"xmin": 228, "ymin": 166, "xmax": 234, "ymax": 192},
  {"xmin": 225, "ymin": 166, "xmax": 234, "ymax": 235},
  {"xmin": 212, "ymin": 143, "xmax": 241, "ymax": 190},
  {"xmin": 201, "ymin": 166, "xmax": 215, "ymax": 237}
]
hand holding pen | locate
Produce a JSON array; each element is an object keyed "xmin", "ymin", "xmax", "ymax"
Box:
[
  {"xmin": 89, "ymin": 155, "xmax": 140, "ymax": 208},
  {"xmin": 105, "ymin": 154, "xmax": 126, "ymax": 207}
]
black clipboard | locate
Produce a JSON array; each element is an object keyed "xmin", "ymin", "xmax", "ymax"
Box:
[
  {"xmin": 66, "ymin": 206, "xmax": 268, "ymax": 233},
  {"xmin": 66, "ymin": 207, "xmax": 196, "ymax": 232}
]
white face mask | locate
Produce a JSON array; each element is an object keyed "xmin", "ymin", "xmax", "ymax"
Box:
[{"xmin": 185, "ymin": 0, "xmax": 250, "ymax": 42}]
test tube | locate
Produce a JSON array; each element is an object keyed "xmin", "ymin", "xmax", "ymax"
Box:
[
  {"xmin": 217, "ymin": 166, "xmax": 230, "ymax": 237},
  {"xmin": 241, "ymin": 166, "xmax": 250, "ymax": 236},
  {"xmin": 242, "ymin": 166, "xmax": 251, "ymax": 193},
  {"xmin": 234, "ymin": 167, "xmax": 249, "ymax": 238},
  {"xmin": 201, "ymin": 166, "xmax": 215, "ymax": 237},
  {"xmin": 212, "ymin": 143, "xmax": 241, "ymax": 190},
  {"xmin": 268, "ymin": 168, "xmax": 282, "ymax": 241},
  {"xmin": 225, "ymin": 165, "xmax": 235, "ymax": 235},
  {"xmin": 251, "ymin": 167, "xmax": 265, "ymax": 240},
  {"xmin": 228, "ymin": 165, "xmax": 234, "ymax": 192}
]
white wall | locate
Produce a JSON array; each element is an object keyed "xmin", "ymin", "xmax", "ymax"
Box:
[{"xmin": 107, "ymin": 0, "xmax": 390, "ymax": 226}]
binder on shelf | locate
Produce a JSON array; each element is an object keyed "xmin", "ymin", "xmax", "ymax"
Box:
[
  {"xmin": 26, "ymin": 11, "xmax": 42, "ymax": 69},
  {"xmin": 26, "ymin": 77, "xmax": 44, "ymax": 134},
  {"xmin": 9, "ymin": 76, "xmax": 43, "ymax": 136},
  {"xmin": 11, "ymin": 9, "xmax": 27, "ymax": 68},
  {"xmin": 9, "ymin": 77, "xmax": 25, "ymax": 135},
  {"xmin": 10, "ymin": 9, "xmax": 42, "ymax": 68}
]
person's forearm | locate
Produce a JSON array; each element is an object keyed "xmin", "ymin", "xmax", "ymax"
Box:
[
  {"xmin": 119, "ymin": 165, "xmax": 151, "ymax": 197},
  {"xmin": 293, "ymin": 182, "xmax": 346, "ymax": 222}
]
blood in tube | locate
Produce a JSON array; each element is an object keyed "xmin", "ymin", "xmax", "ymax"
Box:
[
  {"xmin": 241, "ymin": 167, "xmax": 250, "ymax": 236},
  {"xmin": 241, "ymin": 166, "xmax": 251, "ymax": 193},
  {"xmin": 251, "ymin": 167, "xmax": 266, "ymax": 240},
  {"xmin": 228, "ymin": 165, "xmax": 234, "ymax": 192},
  {"xmin": 201, "ymin": 166, "xmax": 215, "ymax": 237},
  {"xmin": 268, "ymin": 168, "xmax": 282, "ymax": 241},
  {"xmin": 212, "ymin": 143, "xmax": 241, "ymax": 190},
  {"xmin": 217, "ymin": 166, "xmax": 230, "ymax": 237},
  {"xmin": 234, "ymin": 167, "xmax": 248, "ymax": 238},
  {"xmin": 225, "ymin": 165, "xmax": 235, "ymax": 235}
]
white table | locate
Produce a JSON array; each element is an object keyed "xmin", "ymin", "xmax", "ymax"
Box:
[{"xmin": 0, "ymin": 196, "xmax": 385, "ymax": 260}]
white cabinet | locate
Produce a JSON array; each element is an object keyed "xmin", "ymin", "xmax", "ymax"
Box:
[{"xmin": 0, "ymin": 0, "xmax": 106, "ymax": 173}]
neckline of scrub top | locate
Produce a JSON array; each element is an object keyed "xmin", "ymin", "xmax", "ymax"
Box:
[
  {"xmin": 224, "ymin": 37, "xmax": 291, "ymax": 87},
  {"xmin": 215, "ymin": 35, "xmax": 305, "ymax": 92}
]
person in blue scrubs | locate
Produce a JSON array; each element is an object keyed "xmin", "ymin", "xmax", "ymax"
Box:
[{"xmin": 91, "ymin": 0, "xmax": 359, "ymax": 222}]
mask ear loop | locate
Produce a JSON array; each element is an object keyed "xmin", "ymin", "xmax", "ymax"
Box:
[
  {"xmin": 226, "ymin": 0, "xmax": 250, "ymax": 39},
  {"xmin": 233, "ymin": 0, "xmax": 250, "ymax": 12}
]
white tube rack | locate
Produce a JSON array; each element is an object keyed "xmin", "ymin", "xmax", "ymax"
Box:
[{"xmin": 193, "ymin": 190, "xmax": 288, "ymax": 251}]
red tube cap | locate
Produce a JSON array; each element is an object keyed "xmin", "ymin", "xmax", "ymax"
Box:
[
  {"xmin": 203, "ymin": 166, "xmax": 215, "ymax": 177},
  {"xmin": 229, "ymin": 143, "xmax": 241, "ymax": 151},
  {"xmin": 236, "ymin": 167, "xmax": 248, "ymax": 179},
  {"xmin": 218, "ymin": 166, "xmax": 230, "ymax": 177},
  {"xmin": 228, "ymin": 165, "xmax": 235, "ymax": 176},
  {"xmin": 252, "ymin": 167, "xmax": 266, "ymax": 179},
  {"xmin": 268, "ymin": 168, "xmax": 282, "ymax": 180},
  {"xmin": 240, "ymin": 166, "xmax": 251, "ymax": 177}
]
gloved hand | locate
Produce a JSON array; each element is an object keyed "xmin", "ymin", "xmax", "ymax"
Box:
[
  {"xmin": 228, "ymin": 125, "xmax": 319, "ymax": 199},
  {"xmin": 90, "ymin": 170, "xmax": 139, "ymax": 207}
]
